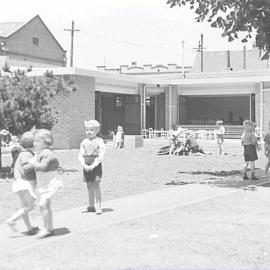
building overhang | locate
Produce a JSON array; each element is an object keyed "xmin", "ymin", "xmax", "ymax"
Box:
[{"xmin": 154, "ymin": 70, "xmax": 270, "ymax": 86}]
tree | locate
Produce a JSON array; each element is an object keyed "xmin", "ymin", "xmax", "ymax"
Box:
[
  {"xmin": 0, "ymin": 67, "xmax": 76, "ymax": 172},
  {"xmin": 167, "ymin": 0, "xmax": 270, "ymax": 59}
]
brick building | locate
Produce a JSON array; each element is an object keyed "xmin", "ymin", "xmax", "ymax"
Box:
[
  {"xmin": 0, "ymin": 15, "xmax": 66, "ymax": 68},
  {"xmin": 28, "ymin": 66, "xmax": 270, "ymax": 149}
]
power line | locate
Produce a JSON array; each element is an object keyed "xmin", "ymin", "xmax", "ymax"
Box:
[{"xmin": 89, "ymin": 33, "xmax": 195, "ymax": 50}]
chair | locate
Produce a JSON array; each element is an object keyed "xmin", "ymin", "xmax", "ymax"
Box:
[
  {"xmin": 141, "ymin": 129, "xmax": 148, "ymax": 139},
  {"xmin": 198, "ymin": 130, "xmax": 207, "ymax": 140},
  {"xmin": 148, "ymin": 128, "xmax": 155, "ymax": 139},
  {"xmin": 161, "ymin": 129, "xmax": 167, "ymax": 139}
]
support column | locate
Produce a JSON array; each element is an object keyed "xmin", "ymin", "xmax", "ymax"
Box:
[
  {"xmin": 165, "ymin": 85, "xmax": 178, "ymax": 130},
  {"xmin": 95, "ymin": 91, "xmax": 102, "ymax": 124},
  {"xmin": 139, "ymin": 83, "xmax": 147, "ymax": 131}
]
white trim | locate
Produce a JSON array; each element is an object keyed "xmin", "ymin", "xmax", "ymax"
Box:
[
  {"xmin": 169, "ymin": 85, "xmax": 172, "ymax": 129},
  {"xmin": 260, "ymin": 82, "xmax": 264, "ymax": 137}
]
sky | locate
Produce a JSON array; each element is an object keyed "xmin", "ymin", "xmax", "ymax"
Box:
[{"xmin": 1, "ymin": 0, "xmax": 255, "ymax": 69}]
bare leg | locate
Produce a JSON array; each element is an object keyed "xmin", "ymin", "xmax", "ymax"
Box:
[
  {"xmin": 265, "ymin": 158, "xmax": 270, "ymax": 174},
  {"xmin": 86, "ymin": 182, "xmax": 95, "ymax": 208},
  {"xmin": 7, "ymin": 191, "xmax": 34, "ymax": 231},
  {"xmin": 250, "ymin": 161, "xmax": 258, "ymax": 180},
  {"xmin": 94, "ymin": 182, "xmax": 102, "ymax": 214},
  {"xmin": 38, "ymin": 199, "xmax": 54, "ymax": 238},
  {"xmin": 47, "ymin": 200, "xmax": 53, "ymax": 231},
  {"xmin": 243, "ymin": 161, "xmax": 249, "ymax": 180}
]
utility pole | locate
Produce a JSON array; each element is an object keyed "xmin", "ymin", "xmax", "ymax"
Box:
[
  {"xmin": 182, "ymin": 41, "xmax": 185, "ymax": 78},
  {"xmin": 200, "ymin": 33, "xmax": 204, "ymax": 72},
  {"xmin": 193, "ymin": 33, "xmax": 206, "ymax": 72},
  {"xmin": 64, "ymin": 21, "xmax": 80, "ymax": 67}
]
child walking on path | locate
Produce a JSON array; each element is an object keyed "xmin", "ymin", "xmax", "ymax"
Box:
[
  {"xmin": 264, "ymin": 122, "xmax": 270, "ymax": 175},
  {"xmin": 29, "ymin": 129, "xmax": 62, "ymax": 238},
  {"xmin": 78, "ymin": 120, "xmax": 105, "ymax": 215},
  {"xmin": 241, "ymin": 120, "xmax": 258, "ymax": 180},
  {"xmin": 6, "ymin": 132, "xmax": 39, "ymax": 235},
  {"xmin": 215, "ymin": 120, "xmax": 226, "ymax": 155}
]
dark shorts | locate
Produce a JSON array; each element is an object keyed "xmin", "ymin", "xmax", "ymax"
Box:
[
  {"xmin": 83, "ymin": 155, "xmax": 102, "ymax": 182},
  {"xmin": 83, "ymin": 164, "xmax": 102, "ymax": 182},
  {"xmin": 244, "ymin": 145, "xmax": 258, "ymax": 162}
]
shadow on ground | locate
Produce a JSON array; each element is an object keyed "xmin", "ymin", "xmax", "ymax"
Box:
[
  {"xmin": 165, "ymin": 168, "xmax": 269, "ymax": 191},
  {"xmin": 52, "ymin": 227, "xmax": 71, "ymax": 237}
]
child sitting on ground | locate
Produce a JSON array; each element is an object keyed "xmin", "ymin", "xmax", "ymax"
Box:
[
  {"xmin": 184, "ymin": 132, "xmax": 205, "ymax": 155},
  {"xmin": 78, "ymin": 120, "xmax": 105, "ymax": 214},
  {"xmin": 6, "ymin": 131, "xmax": 39, "ymax": 235},
  {"xmin": 264, "ymin": 122, "xmax": 270, "ymax": 175},
  {"xmin": 241, "ymin": 120, "xmax": 258, "ymax": 180},
  {"xmin": 29, "ymin": 129, "xmax": 62, "ymax": 238}
]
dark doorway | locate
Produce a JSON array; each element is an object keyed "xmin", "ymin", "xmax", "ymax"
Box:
[{"xmin": 146, "ymin": 97, "xmax": 156, "ymax": 129}]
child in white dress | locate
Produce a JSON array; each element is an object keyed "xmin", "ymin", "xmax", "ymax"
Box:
[
  {"xmin": 29, "ymin": 129, "xmax": 62, "ymax": 238},
  {"xmin": 6, "ymin": 132, "xmax": 39, "ymax": 235},
  {"xmin": 215, "ymin": 120, "xmax": 226, "ymax": 155}
]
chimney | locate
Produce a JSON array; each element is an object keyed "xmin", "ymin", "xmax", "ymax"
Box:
[
  {"xmin": 143, "ymin": 64, "xmax": 152, "ymax": 71},
  {"xmin": 226, "ymin": 50, "xmax": 231, "ymax": 70},
  {"xmin": 131, "ymin": 61, "xmax": 137, "ymax": 67},
  {"xmin": 243, "ymin": 46, "xmax": 247, "ymax": 69},
  {"xmin": 120, "ymin": 65, "xmax": 128, "ymax": 73},
  {"xmin": 96, "ymin": 65, "xmax": 106, "ymax": 71}
]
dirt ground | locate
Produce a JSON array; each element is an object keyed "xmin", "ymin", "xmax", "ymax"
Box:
[
  {"xmin": 1, "ymin": 139, "xmax": 270, "ymax": 269},
  {"xmin": 0, "ymin": 139, "xmax": 268, "ymax": 224}
]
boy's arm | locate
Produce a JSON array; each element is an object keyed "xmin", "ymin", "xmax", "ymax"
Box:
[
  {"xmin": 78, "ymin": 142, "xmax": 86, "ymax": 166},
  {"xmin": 91, "ymin": 140, "xmax": 106, "ymax": 168},
  {"xmin": 20, "ymin": 152, "xmax": 35, "ymax": 175}
]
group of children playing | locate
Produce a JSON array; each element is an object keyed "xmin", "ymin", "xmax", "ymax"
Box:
[
  {"xmin": 6, "ymin": 129, "xmax": 62, "ymax": 238},
  {"xmin": 6, "ymin": 120, "xmax": 105, "ymax": 238},
  {"xmin": 5, "ymin": 117, "xmax": 270, "ymax": 238}
]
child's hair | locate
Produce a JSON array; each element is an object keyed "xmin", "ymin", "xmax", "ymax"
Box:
[
  {"xmin": 216, "ymin": 120, "xmax": 223, "ymax": 125},
  {"xmin": 20, "ymin": 132, "xmax": 34, "ymax": 149},
  {"xmin": 84, "ymin": 120, "xmax": 100, "ymax": 130},
  {"xmin": 243, "ymin": 120, "xmax": 255, "ymax": 131},
  {"xmin": 34, "ymin": 129, "xmax": 54, "ymax": 146}
]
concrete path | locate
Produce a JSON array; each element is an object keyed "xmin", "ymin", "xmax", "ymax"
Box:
[{"xmin": 0, "ymin": 183, "xmax": 239, "ymax": 255}]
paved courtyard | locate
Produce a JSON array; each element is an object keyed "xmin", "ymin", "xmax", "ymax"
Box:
[{"xmin": 0, "ymin": 139, "xmax": 270, "ymax": 269}]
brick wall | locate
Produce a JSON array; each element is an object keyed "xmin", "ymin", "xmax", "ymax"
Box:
[{"xmin": 50, "ymin": 75, "xmax": 95, "ymax": 149}]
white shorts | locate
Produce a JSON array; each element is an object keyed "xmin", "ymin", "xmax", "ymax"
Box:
[{"xmin": 38, "ymin": 178, "xmax": 63, "ymax": 206}]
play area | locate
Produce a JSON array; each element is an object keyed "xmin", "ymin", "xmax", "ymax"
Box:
[{"xmin": 0, "ymin": 138, "xmax": 270, "ymax": 269}]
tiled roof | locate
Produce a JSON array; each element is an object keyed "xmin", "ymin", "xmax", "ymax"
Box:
[
  {"xmin": 191, "ymin": 49, "xmax": 269, "ymax": 73},
  {"xmin": 0, "ymin": 22, "xmax": 25, "ymax": 38}
]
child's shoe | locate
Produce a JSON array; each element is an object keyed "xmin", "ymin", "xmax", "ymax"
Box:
[
  {"xmin": 243, "ymin": 174, "xmax": 249, "ymax": 180},
  {"xmin": 26, "ymin": 227, "xmax": 39, "ymax": 236},
  {"xmin": 251, "ymin": 173, "xmax": 259, "ymax": 181},
  {"xmin": 95, "ymin": 207, "xmax": 102, "ymax": 215},
  {"xmin": 37, "ymin": 229, "xmax": 55, "ymax": 239},
  {"xmin": 6, "ymin": 220, "xmax": 17, "ymax": 232},
  {"xmin": 86, "ymin": 206, "xmax": 96, "ymax": 212}
]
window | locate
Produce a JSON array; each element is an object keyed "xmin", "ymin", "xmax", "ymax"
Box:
[
  {"xmin": 114, "ymin": 96, "xmax": 125, "ymax": 111},
  {"xmin": 32, "ymin": 37, "xmax": 39, "ymax": 46}
]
